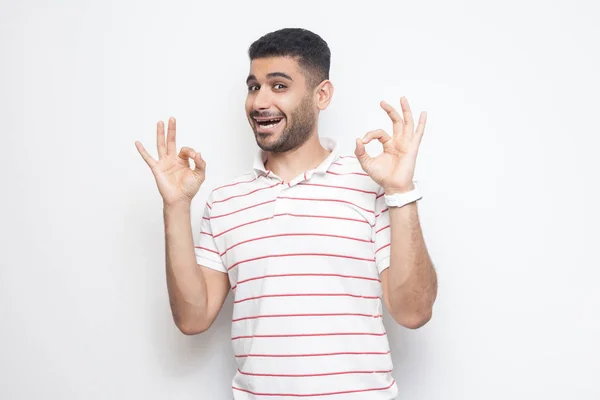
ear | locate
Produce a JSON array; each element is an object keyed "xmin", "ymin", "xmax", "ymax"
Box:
[{"xmin": 315, "ymin": 80, "xmax": 334, "ymax": 110}]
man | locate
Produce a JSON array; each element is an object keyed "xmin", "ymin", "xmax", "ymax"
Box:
[{"xmin": 135, "ymin": 28, "xmax": 437, "ymax": 399}]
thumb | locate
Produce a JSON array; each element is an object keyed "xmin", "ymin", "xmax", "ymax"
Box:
[
  {"xmin": 354, "ymin": 138, "xmax": 371, "ymax": 171},
  {"xmin": 192, "ymin": 152, "xmax": 206, "ymax": 174}
]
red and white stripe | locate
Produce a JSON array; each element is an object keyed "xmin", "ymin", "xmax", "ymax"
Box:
[{"xmin": 195, "ymin": 138, "xmax": 396, "ymax": 399}]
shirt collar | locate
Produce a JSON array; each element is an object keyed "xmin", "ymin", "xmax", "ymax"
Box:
[{"xmin": 252, "ymin": 136, "xmax": 340, "ymax": 178}]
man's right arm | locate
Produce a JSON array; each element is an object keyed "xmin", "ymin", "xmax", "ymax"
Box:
[{"xmin": 163, "ymin": 201, "xmax": 230, "ymax": 335}]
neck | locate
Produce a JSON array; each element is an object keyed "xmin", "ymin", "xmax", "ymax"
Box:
[{"xmin": 264, "ymin": 134, "xmax": 331, "ymax": 182}]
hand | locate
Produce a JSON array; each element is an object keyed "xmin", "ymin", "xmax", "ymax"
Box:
[
  {"xmin": 354, "ymin": 96, "xmax": 427, "ymax": 194},
  {"xmin": 135, "ymin": 117, "xmax": 206, "ymax": 206}
]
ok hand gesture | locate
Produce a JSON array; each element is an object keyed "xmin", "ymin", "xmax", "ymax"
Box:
[
  {"xmin": 354, "ymin": 97, "xmax": 427, "ymax": 194},
  {"xmin": 135, "ymin": 117, "xmax": 206, "ymax": 206}
]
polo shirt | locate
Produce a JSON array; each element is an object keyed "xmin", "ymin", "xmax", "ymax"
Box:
[{"xmin": 195, "ymin": 136, "xmax": 397, "ymax": 399}]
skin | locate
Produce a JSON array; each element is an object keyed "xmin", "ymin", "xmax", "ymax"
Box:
[
  {"xmin": 135, "ymin": 118, "xmax": 229, "ymax": 334},
  {"xmin": 244, "ymin": 56, "xmax": 334, "ymax": 182},
  {"xmin": 134, "ymin": 55, "xmax": 437, "ymax": 334},
  {"xmin": 354, "ymin": 98, "xmax": 438, "ymax": 328}
]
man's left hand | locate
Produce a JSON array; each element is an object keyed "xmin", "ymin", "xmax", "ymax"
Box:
[{"xmin": 354, "ymin": 96, "xmax": 427, "ymax": 194}]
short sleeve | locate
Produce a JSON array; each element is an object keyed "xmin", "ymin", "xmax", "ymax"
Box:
[
  {"xmin": 374, "ymin": 186, "xmax": 391, "ymax": 274},
  {"xmin": 195, "ymin": 197, "xmax": 227, "ymax": 273}
]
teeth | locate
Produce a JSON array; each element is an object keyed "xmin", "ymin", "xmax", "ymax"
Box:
[{"xmin": 257, "ymin": 119, "xmax": 281, "ymax": 129}]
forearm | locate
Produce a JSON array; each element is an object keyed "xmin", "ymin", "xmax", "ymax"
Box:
[
  {"xmin": 163, "ymin": 202, "xmax": 209, "ymax": 332},
  {"xmin": 387, "ymin": 201, "xmax": 437, "ymax": 326}
]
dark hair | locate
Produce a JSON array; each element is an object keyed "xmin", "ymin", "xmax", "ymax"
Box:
[{"xmin": 248, "ymin": 28, "xmax": 331, "ymax": 88}]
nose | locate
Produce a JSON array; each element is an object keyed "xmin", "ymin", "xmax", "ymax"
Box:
[{"xmin": 252, "ymin": 87, "xmax": 272, "ymax": 110}]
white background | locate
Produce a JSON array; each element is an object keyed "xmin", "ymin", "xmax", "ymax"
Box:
[{"xmin": 1, "ymin": 0, "xmax": 599, "ymax": 399}]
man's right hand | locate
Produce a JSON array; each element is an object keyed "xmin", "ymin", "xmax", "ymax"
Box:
[{"xmin": 135, "ymin": 117, "xmax": 206, "ymax": 207}]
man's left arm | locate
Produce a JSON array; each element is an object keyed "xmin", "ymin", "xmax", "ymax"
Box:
[
  {"xmin": 382, "ymin": 190, "xmax": 437, "ymax": 329},
  {"xmin": 354, "ymin": 96, "xmax": 438, "ymax": 329}
]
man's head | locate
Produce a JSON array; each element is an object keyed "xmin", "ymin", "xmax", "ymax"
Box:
[{"xmin": 245, "ymin": 28, "xmax": 333, "ymax": 153}]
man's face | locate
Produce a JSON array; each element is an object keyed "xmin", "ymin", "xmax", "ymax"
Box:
[{"xmin": 245, "ymin": 56, "xmax": 317, "ymax": 153}]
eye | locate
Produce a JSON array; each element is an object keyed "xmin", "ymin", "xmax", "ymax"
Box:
[
  {"xmin": 273, "ymin": 83, "xmax": 287, "ymax": 90},
  {"xmin": 248, "ymin": 85, "xmax": 259, "ymax": 91}
]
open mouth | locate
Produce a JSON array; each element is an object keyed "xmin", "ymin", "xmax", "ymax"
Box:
[{"xmin": 254, "ymin": 117, "xmax": 284, "ymax": 132}]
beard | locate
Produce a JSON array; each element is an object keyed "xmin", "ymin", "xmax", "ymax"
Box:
[{"xmin": 252, "ymin": 94, "xmax": 316, "ymax": 153}]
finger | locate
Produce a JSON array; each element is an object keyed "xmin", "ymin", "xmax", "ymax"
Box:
[
  {"xmin": 354, "ymin": 138, "xmax": 372, "ymax": 171},
  {"xmin": 167, "ymin": 117, "xmax": 176, "ymax": 155},
  {"xmin": 361, "ymin": 129, "xmax": 393, "ymax": 148},
  {"xmin": 380, "ymin": 101, "xmax": 404, "ymax": 131},
  {"xmin": 400, "ymin": 97, "xmax": 414, "ymax": 131},
  {"xmin": 178, "ymin": 146, "xmax": 197, "ymax": 165},
  {"xmin": 157, "ymin": 121, "xmax": 167, "ymax": 159},
  {"xmin": 415, "ymin": 111, "xmax": 427, "ymax": 138},
  {"xmin": 135, "ymin": 141, "xmax": 157, "ymax": 168}
]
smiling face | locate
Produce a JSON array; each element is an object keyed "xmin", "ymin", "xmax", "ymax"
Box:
[{"xmin": 245, "ymin": 56, "xmax": 317, "ymax": 153}]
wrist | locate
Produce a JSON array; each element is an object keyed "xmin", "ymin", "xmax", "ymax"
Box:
[
  {"xmin": 383, "ymin": 181, "xmax": 422, "ymax": 208},
  {"xmin": 383, "ymin": 182, "xmax": 415, "ymax": 195},
  {"xmin": 163, "ymin": 200, "xmax": 192, "ymax": 212}
]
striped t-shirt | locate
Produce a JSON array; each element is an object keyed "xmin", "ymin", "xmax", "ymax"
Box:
[{"xmin": 195, "ymin": 137, "xmax": 397, "ymax": 399}]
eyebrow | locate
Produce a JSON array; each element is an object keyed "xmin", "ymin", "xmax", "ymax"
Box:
[{"xmin": 246, "ymin": 72, "xmax": 293, "ymax": 84}]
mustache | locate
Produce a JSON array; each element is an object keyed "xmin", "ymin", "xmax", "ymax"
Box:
[{"xmin": 250, "ymin": 111, "xmax": 285, "ymax": 119}]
